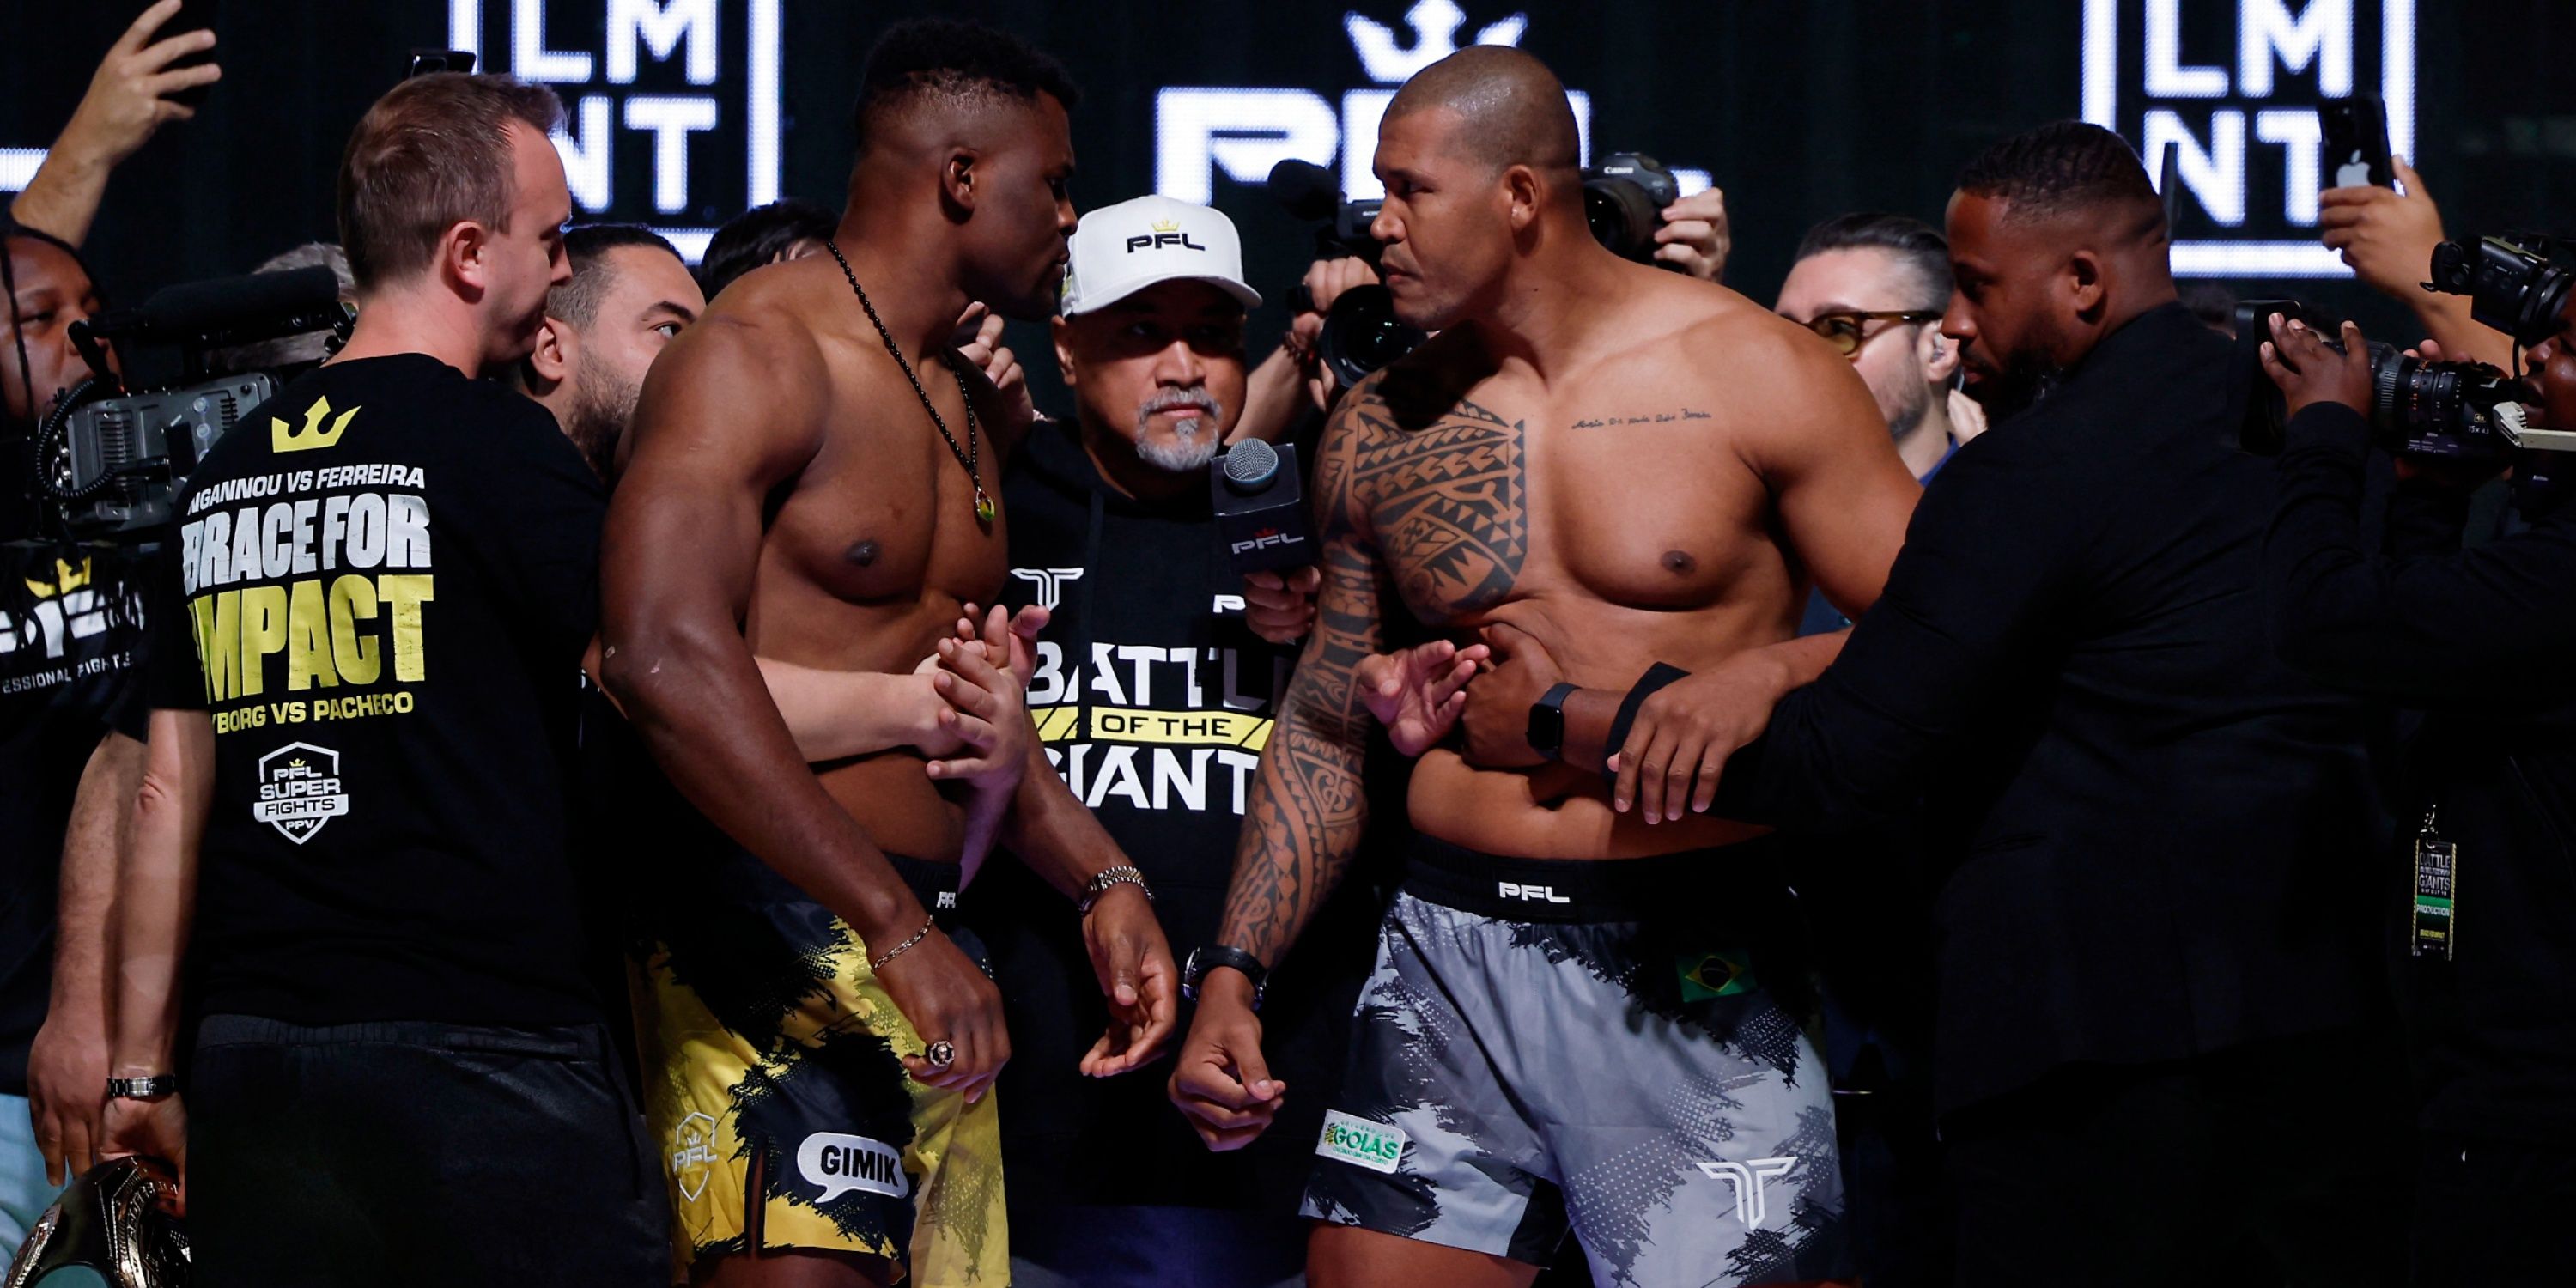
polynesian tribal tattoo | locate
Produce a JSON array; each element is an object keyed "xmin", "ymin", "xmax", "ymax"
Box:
[{"xmin": 1215, "ymin": 379, "xmax": 1531, "ymax": 966}]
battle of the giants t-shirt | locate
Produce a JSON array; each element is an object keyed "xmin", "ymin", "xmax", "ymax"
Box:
[{"xmin": 146, "ymin": 354, "xmax": 606, "ymax": 1027}]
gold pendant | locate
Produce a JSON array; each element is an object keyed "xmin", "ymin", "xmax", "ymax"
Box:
[{"xmin": 974, "ymin": 487, "xmax": 995, "ymax": 524}]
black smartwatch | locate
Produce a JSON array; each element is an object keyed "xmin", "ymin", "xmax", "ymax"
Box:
[
  {"xmin": 1182, "ymin": 945, "xmax": 1269, "ymax": 1010},
  {"xmin": 1526, "ymin": 682, "xmax": 1580, "ymax": 759}
]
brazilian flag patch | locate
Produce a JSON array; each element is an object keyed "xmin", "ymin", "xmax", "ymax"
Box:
[{"xmin": 1679, "ymin": 950, "xmax": 1757, "ymax": 1001}]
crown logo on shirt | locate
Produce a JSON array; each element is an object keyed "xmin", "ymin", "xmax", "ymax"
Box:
[
  {"xmin": 272, "ymin": 396, "xmax": 359, "ymax": 453},
  {"xmin": 1151, "ymin": 217, "xmax": 1182, "ymax": 234},
  {"xmin": 21, "ymin": 556, "xmax": 91, "ymax": 599}
]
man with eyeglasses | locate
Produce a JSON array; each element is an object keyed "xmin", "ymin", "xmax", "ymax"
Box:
[
  {"xmin": 1777, "ymin": 213, "xmax": 1981, "ymax": 484},
  {"xmin": 1777, "ymin": 215, "xmax": 1984, "ymax": 645}
]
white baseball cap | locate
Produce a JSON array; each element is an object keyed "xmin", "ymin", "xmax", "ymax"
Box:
[{"xmin": 1060, "ymin": 194, "xmax": 1263, "ymax": 318}]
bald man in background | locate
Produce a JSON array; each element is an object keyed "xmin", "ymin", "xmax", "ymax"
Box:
[{"xmin": 1169, "ymin": 46, "xmax": 1916, "ymax": 1288}]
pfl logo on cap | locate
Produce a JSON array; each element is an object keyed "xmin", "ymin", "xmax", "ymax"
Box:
[{"xmin": 1127, "ymin": 217, "xmax": 1208, "ymax": 253}]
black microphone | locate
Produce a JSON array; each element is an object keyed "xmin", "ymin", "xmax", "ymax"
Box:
[
  {"xmin": 1212, "ymin": 439, "xmax": 1314, "ymax": 574},
  {"xmin": 82, "ymin": 266, "xmax": 344, "ymax": 347},
  {"xmin": 1267, "ymin": 158, "xmax": 1341, "ymax": 222}
]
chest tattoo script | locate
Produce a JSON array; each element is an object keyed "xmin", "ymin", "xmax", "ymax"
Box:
[
  {"xmin": 1570, "ymin": 408, "xmax": 1712, "ymax": 429},
  {"xmin": 1349, "ymin": 394, "xmax": 1531, "ymax": 620}
]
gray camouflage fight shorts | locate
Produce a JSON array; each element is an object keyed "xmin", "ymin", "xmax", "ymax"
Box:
[{"xmin": 1302, "ymin": 836, "xmax": 1849, "ymax": 1287}]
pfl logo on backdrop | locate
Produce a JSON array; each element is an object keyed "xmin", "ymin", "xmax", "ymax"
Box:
[
  {"xmin": 445, "ymin": 0, "xmax": 783, "ymax": 260},
  {"xmin": 2082, "ymin": 0, "xmax": 2417, "ymax": 277},
  {"xmin": 1155, "ymin": 0, "xmax": 1710, "ymax": 207}
]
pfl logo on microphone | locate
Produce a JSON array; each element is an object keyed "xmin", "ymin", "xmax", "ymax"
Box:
[
  {"xmin": 1230, "ymin": 528, "xmax": 1307, "ymax": 556},
  {"xmin": 2081, "ymin": 0, "xmax": 2417, "ymax": 277}
]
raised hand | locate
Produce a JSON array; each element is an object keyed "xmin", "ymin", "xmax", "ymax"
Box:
[
  {"xmin": 952, "ymin": 303, "xmax": 1036, "ymax": 443},
  {"xmin": 1357, "ymin": 638, "xmax": 1489, "ymax": 756},
  {"xmin": 65, "ymin": 2, "xmax": 220, "ymax": 165},
  {"xmin": 2258, "ymin": 314, "xmax": 2375, "ymax": 423},
  {"xmin": 1653, "ymin": 185, "xmax": 1732, "ymax": 283}
]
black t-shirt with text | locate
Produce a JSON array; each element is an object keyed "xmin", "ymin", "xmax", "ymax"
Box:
[
  {"xmin": 147, "ymin": 354, "xmax": 605, "ymax": 1028},
  {"xmin": 0, "ymin": 541, "xmax": 149, "ymax": 1093},
  {"xmin": 970, "ymin": 420, "xmax": 1393, "ymax": 1212}
]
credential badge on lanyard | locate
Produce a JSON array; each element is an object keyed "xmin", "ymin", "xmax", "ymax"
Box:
[{"xmin": 2412, "ymin": 806, "xmax": 2458, "ymax": 962}]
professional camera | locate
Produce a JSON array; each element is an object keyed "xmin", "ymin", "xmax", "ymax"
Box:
[
  {"xmin": 31, "ymin": 266, "xmax": 349, "ymax": 539},
  {"xmin": 1268, "ymin": 159, "xmax": 1385, "ymax": 265},
  {"xmin": 1582, "ymin": 151, "xmax": 1681, "ymax": 264},
  {"xmin": 1307, "ymin": 285, "xmax": 1426, "ymax": 392},
  {"xmin": 1267, "ymin": 150, "xmax": 1682, "ymax": 386},
  {"xmin": 2239, "ymin": 233, "xmax": 2576, "ymax": 467},
  {"xmin": 2235, "ymin": 299, "xmax": 2536, "ymax": 463},
  {"xmin": 2426, "ymin": 234, "xmax": 2573, "ymax": 348}
]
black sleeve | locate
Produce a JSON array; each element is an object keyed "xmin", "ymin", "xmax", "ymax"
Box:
[
  {"xmin": 144, "ymin": 537, "xmax": 208, "ymax": 712},
  {"xmin": 106, "ymin": 550, "xmax": 160, "ymax": 738},
  {"xmin": 447, "ymin": 396, "xmax": 608, "ymax": 647},
  {"xmin": 1709, "ymin": 448, "xmax": 2078, "ymax": 828},
  {"xmin": 2264, "ymin": 400, "xmax": 2576, "ymax": 703}
]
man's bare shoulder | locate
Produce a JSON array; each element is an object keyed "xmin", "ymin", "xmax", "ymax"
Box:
[
  {"xmin": 627, "ymin": 262, "xmax": 837, "ymax": 472},
  {"xmin": 1649, "ymin": 281, "xmax": 1830, "ymax": 371},
  {"xmin": 1351, "ymin": 330, "xmax": 1503, "ymax": 433},
  {"xmin": 637, "ymin": 269, "xmax": 844, "ymax": 433},
  {"xmin": 692, "ymin": 259, "xmax": 840, "ymax": 359}
]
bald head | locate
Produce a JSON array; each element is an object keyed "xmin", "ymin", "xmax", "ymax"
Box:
[{"xmin": 1383, "ymin": 46, "xmax": 1579, "ymax": 180}]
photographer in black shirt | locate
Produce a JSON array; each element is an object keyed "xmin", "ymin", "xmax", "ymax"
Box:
[
  {"xmin": 98, "ymin": 73, "xmax": 663, "ymax": 1285},
  {"xmin": 2261, "ymin": 302, "xmax": 2576, "ymax": 1285}
]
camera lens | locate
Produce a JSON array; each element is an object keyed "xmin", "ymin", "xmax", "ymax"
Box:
[
  {"xmin": 1318, "ymin": 284, "xmax": 1430, "ymax": 391},
  {"xmin": 2367, "ymin": 344, "xmax": 2488, "ymax": 452},
  {"xmin": 1583, "ymin": 179, "xmax": 1662, "ymax": 263}
]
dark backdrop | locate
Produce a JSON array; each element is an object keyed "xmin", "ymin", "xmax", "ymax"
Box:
[{"xmin": 8, "ymin": 1, "xmax": 2573, "ymax": 409}]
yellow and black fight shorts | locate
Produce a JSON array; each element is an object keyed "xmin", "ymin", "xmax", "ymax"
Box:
[{"xmin": 630, "ymin": 848, "xmax": 1005, "ymax": 1285}]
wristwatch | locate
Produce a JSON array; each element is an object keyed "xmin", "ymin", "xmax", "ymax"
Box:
[
  {"xmin": 1526, "ymin": 682, "xmax": 1580, "ymax": 759},
  {"xmin": 106, "ymin": 1074, "xmax": 179, "ymax": 1100},
  {"xmin": 1182, "ymin": 945, "xmax": 1269, "ymax": 1011},
  {"xmin": 1078, "ymin": 865, "xmax": 1153, "ymax": 915}
]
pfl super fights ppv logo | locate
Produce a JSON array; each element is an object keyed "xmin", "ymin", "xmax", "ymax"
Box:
[
  {"xmin": 252, "ymin": 743, "xmax": 351, "ymax": 844},
  {"xmin": 1154, "ymin": 0, "xmax": 1711, "ymax": 205},
  {"xmin": 2084, "ymin": 0, "xmax": 2417, "ymax": 277},
  {"xmin": 447, "ymin": 0, "xmax": 782, "ymax": 259}
]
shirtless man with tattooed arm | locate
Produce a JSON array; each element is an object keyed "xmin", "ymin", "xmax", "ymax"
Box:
[{"xmin": 1166, "ymin": 47, "xmax": 1917, "ymax": 1288}]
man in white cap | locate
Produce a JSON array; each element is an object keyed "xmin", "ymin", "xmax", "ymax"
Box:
[{"xmin": 966, "ymin": 194, "xmax": 1388, "ymax": 1287}]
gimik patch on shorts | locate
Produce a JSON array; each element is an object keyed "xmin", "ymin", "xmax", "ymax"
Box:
[
  {"xmin": 1317, "ymin": 1109, "xmax": 1408, "ymax": 1175},
  {"xmin": 794, "ymin": 1131, "xmax": 910, "ymax": 1202}
]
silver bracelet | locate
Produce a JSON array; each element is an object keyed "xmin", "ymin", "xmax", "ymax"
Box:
[
  {"xmin": 868, "ymin": 916, "xmax": 937, "ymax": 972},
  {"xmin": 1078, "ymin": 865, "xmax": 1153, "ymax": 915}
]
